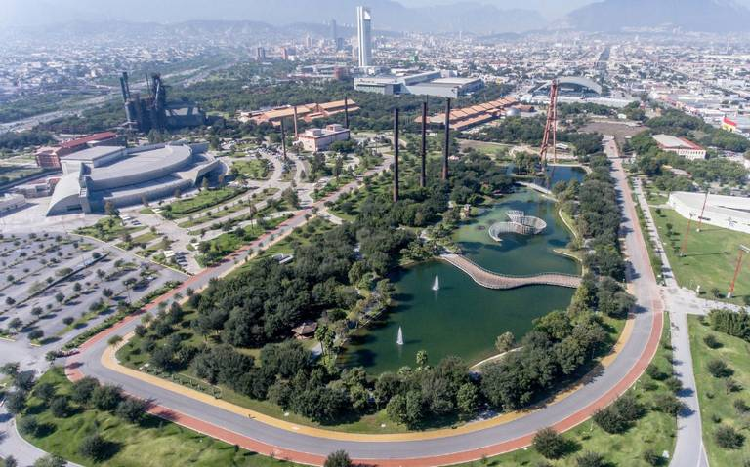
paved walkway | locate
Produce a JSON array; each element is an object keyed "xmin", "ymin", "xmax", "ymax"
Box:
[
  {"xmin": 441, "ymin": 253, "xmax": 581, "ymax": 289},
  {"xmin": 629, "ymin": 172, "xmax": 710, "ymax": 467},
  {"xmin": 0, "ymin": 406, "xmax": 81, "ymax": 467}
]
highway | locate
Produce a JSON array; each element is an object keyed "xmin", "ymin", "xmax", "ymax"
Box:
[{"xmin": 65, "ymin": 143, "xmax": 664, "ymax": 466}]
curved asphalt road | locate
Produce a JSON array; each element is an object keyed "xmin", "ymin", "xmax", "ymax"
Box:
[{"xmin": 66, "ymin": 149, "xmax": 664, "ymax": 466}]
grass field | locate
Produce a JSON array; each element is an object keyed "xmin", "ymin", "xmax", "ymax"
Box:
[
  {"xmin": 689, "ymin": 314, "xmax": 750, "ymax": 466},
  {"xmin": 178, "ymin": 188, "xmax": 279, "ymax": 229},
  {"xmin": 451, "ymin": 314, "xmax": 677, "ymax": 467},
  {"xmin": 21, "ymin": 369, "xmax": 304, "ymax": 467},
  {"xmin": 194, "ymin": 214, "xmax": 290, "ymax": 267},
  {"xmin": 75, "ymin": 217, "xmax": 145, "ymax": 243},
  {"xmin": 232, "ymin": 158, "xmax": 271, "ymax": 180},
  {"xmin": 163, "ymin": 187, "xmax": 247, "ymax": 218},
  {"xmin": 649, "ymin": 205, "xmax": 750, "ymax": 306}
]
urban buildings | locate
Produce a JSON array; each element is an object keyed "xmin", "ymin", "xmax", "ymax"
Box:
[
  {"xmin": 34, "ymin": 132, "xmax": 123, "ymax": 169},
  {"xmin": 297, "ymin": 124, "xmax": 351, "ymax": 152},
  {"xmin": 46, "ymin": 142, "xmax": 219, "ymax": 215},
  {"xmin": 354, "ymin": 70, "xmax": 483, "ymax": 98},
  {"xmin": 237, "ymin": 99, "xmax": 358, "ymax": 127},
  {"xmin": 653, "ymin": 134, "xmax": 707, "ymax": 160},
  {"xmin": 0, "ymin": 194, "xmax": 26, "ymax": 216},
  {"xmin": 356, "ymin": 6, "xmax": 372, "ymax": 68},
  {"xmin": 422, "ymin": 97, "xmax": 519, "ymax": 131}
]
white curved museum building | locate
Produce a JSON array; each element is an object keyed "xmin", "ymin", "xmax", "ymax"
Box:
[
  {"xmin": 47, "ymin": 142, "xmax": 219, "ymax": 215},
  {"xmin": 668, "ymin": 191, "xmax": 750, "ymax": 234}
]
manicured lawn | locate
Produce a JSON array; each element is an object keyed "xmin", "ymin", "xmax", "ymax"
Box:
[
  {"xmin": 689, "ymin": 314, "xmax": 750, "ymax": 466},
  {"xmin": 75, "ymin": 217, "xmax": 145, "ymax": 242},
  {"xmin": 450, "ymin": 314, "xmax": 677, "ymax": 467},
  {"xmin": 162, "ymin": 187, "xmax": 247, "ymax": 218},
  {"xmin": 195, "ymin": 215, "xmax": 291, "ymax": 267},
  {"xmin": 232, "ymin": 158, "xmax": 271, "ymax": 179},
  {"xmin": 21, "ymin": 369, "xmax": 304, "ymax": 467},
  {"xmin": 649, "ymin": 205, "xmax": 750, "ymax": 306},
  {"xmin": 178, "ymin": 188, "xmax": 279, "ymax": 229}
]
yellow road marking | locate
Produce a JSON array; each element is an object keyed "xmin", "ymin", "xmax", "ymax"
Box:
[{"xmin": 103, "ymin": 314, "xmax": 636, "ymax": 442}]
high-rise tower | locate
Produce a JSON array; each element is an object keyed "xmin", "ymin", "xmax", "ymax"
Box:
[
  {"xmin": 331, "ymin": 19, "xmax": 338, "ymax": 44},
  {"xmin": 356, "ymin": 6, "xmax": 372, "ymax": 68}
]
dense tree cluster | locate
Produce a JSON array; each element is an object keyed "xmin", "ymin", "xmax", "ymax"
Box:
[
  {"xmin": 556, "ymin": 154, "xmax": 626, "ymax": 281},
  {"xmin": 629, "ymin": 132, "xmax": 747, "ymax": 187},
  {"xmin": 480, "ymin": 310, "xmax": 608, "ymax": 410},
  {"xmin": 0, "ymin": 130, "xmax": 55, "ymax": 151},
  {"xmin": 645, "ymin": 109, "xmax": 750, "ymax": 153},
  {"xmin": 708, "ymin": 309, "xmax": 750, "ymax": 341}
]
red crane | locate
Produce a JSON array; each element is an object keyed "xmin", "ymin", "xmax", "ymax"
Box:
[
  {"xmin": 728, "ymin": 245, "xmax": 749, "ymax": 298},
  {"xmin": 540, "ymin": 79, "xmax": 559, "ymax": 166}
]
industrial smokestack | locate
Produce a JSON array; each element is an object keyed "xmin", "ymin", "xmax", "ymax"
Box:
[
  {"xmin": 344, "ymin": 96, "xmax": 350, "ymax": 129},
  {"xmin": 421, "ymin": 101, "xmax": 427, "ymax": 188},
  {"xmin": 442, "ymin": 98, "xmax": 451, "ymax": 181},
  {"xmin": 292, "ymin": 106, "xmax": 299, "ymax": 137},
  {"xmin": 280, "ymin": 119, "xmax": 287, "ymax": 160},
  {"xmin": 393, "ymin": 108, "xmax": 399, "ymax": 203}
]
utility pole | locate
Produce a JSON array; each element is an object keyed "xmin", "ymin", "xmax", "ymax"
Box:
[
  {"xmin": 680, "ymin": 213, "xmax": 693, "ymax": 257},
  {"xmin": 696, "ymin": 190, "xmax": 709, "ymax": 232},
  {"xmin": 420, "ymin": 101, "xmax": 428, "ymax": 188},
  {"xmin": 393, "ymin": 108, "xmax": 400, "ymax": 203},
  {"xmin": 728, "ymin": 245, "xmax": 749, "ymax": 298},
  {"xmin": 344, "ymin": 96, "xmax": 350, "ymax": 129},
  {"xmin": 280, "ymin": 118, "xmax": 287, "ymax": 160},
  {"xmin": 442, "ymin": 97, "xmax": 451, "ymax": 181},
  {"xmin": 292, "ymin": 105, "xmax": 299, "ymax": 137}
]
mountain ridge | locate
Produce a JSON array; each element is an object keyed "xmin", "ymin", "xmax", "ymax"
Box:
[{"xmin": 563, "ymin": 0, "xmax": 750, "ymax": 32}]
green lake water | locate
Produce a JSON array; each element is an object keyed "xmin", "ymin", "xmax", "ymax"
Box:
[{"xmin": 338, "ymin": 168, "xmax": 584, "ymax": 374}]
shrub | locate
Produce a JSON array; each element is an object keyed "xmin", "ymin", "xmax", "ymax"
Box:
[
  {"xmin": 71, "ymin": 376, "xmax": 100, "ymax": 404},
  {"xmin": 17, "ymin": 415, "xmax": 40, "ymax": 436},
  {"xmin": 533, "ymin": 427, "xmax": 568, "ymax": 459},
  {"xmin": 50, "ymin": 397, "xmax": 69, "ymax": 418},
  {"xmin": 78, "ymin": 434, "xmax": 109, "ymax": 461},
  {"xmin": 653, "ymin": 393, "xmax": 686, "ymax": 416},
  {"xmin": 646, "ymin": 364, "xmax": 667, "ymax": 381},
  {"xmin": 33, "ymin": 382, "xmax": 56, "ymax": 404},
  {"xmin": 706, "ymin": 359, "xmax": 732, "ymax": 378},
  {"xmin": 643, "ymin": 448, "xmax": 663, "ymax": 466},
  {"xmin": 5, "ymin": 391, "xmax": 26, "ymax": 415},
  {"xmin": 115, "ymin": 398, "xmax": 149, "ymax": 424},
  {"xmin": 614, "ymin": 393, "xmax": 645, "ymax": 421},
  {"xmin": 32, "ymin": 454, "xmax": 66, "ymax": 467},
  {"xmin": 576, "ymin": 451, "xmax": 605, "ymax": 467},
  {"xmin": 324, "ymin": 450, "xmax": 353, "ymax": 467},
  {"xmin": 735, "ymin": 399, "xmax": 750, "ymax": 414},
  {"xmin": 665, "ymin": 376, "xmax": 683, "ymax": 394},
  {"xmin": 726, "ymin": 378, "xmax": 742, "ymax": 393},
  {"xmin": 715, "ymin": 424, "xmax": 744, "ymax": 449},
  {"xmin": 91, "ymin": 384, "xmax": 122, "ymax": 411},
  {"xmin": 593, "ymin": 406, "xmax": 628, "ymax": 434},
  {"xmin": 703, "ymin": 334, "xmax": 722, "ymax": 349}
]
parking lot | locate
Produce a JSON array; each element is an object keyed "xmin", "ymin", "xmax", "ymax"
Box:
[{"xmin": 0, "ymin": 232, "xmax": 186, "ymax": 345}]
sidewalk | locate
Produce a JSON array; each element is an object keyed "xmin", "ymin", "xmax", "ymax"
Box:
[
  {"xmin": 630, "ymin": 174, "xmax": 709, "ymax": 467},
  {"xmin": 0, "ymin": 408, "xmax": 81, "ymax": 467}
]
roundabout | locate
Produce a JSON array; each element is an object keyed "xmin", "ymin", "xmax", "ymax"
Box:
[{"xmin": 64, "ymin": 157, "xmax": 664, "ymax": 466}]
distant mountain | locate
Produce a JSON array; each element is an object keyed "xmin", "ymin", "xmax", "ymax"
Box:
[
  {"xmin": 1, "ymin": 0, "xmax": 545, "ymax": 34},
  {"xmin": 564, "ymin": 0, "xmax": 750, "ymax": 32}
]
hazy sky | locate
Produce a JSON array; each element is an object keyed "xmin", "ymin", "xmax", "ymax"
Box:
[{"xmin": 397, "ymin": 0, "xmax": 596, "ymax": 18}]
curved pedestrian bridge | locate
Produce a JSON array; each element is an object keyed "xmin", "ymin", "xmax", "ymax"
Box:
[{"xmin": 440, "ymin": 253, "xmax": 581, "ymax": 290}]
